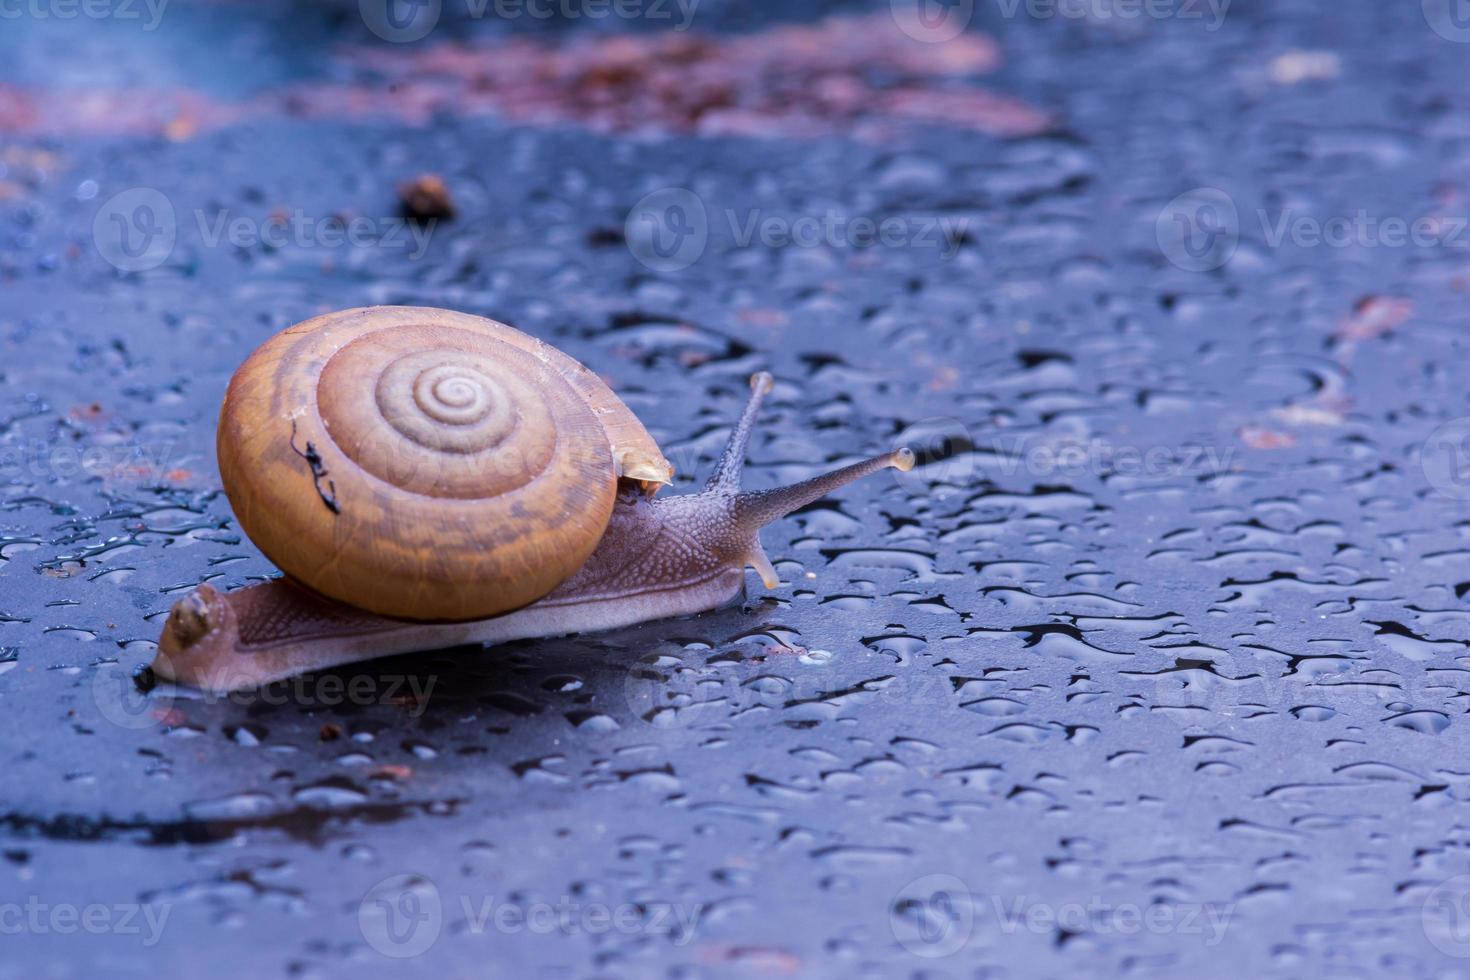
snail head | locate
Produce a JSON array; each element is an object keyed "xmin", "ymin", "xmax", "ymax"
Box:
[
  {"xmin": 154, "ymin": 583, "xmax": 240, "ymax": 689},
  {"xmin": 669, "ymin": 372, "xmax": 914, "ymax": 589}
]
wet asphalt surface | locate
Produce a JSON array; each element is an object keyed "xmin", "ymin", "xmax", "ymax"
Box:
[{"xmin": 6, "ymin": 0, "xmax": 1470, "ymax": 976}]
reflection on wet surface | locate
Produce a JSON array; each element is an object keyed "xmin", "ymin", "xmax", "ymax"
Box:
[{"xmin": 4, "ymin": 0, "xmax": 1470, "ymax": 975}]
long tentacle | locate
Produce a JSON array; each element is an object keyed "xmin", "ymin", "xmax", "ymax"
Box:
[{"xmin": 734, "ymin": 449, "xmax": 915, "ymax": 532}]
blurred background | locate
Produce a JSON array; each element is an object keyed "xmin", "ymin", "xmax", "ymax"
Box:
[{"xmin": 6, "ymin": 0, "xmax": 1470, "ymax": 977}]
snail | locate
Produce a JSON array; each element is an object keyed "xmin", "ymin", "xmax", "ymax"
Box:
[{"xmin": 151, "ymin": 306, "xmax": 913, "ymax": 693}]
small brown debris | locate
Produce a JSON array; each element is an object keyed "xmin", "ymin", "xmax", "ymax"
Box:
[
  {"xmin": 926, "ymin": 365, "xmax": 961, "ymax": 392},
  {"xmin": 289, "ymin": 420, "xmax": 340, "ymax": 515},
  {"xmin": 0, "ymin": 146, "xmax": 62, "ymax": 175},
  {"xmin": 701, "ymin": 945, "xmax": 802, "ymax": 973},
  {"xmin": 114, "ymin": 464, "xmax": 162, "ymax": 482},
  {"xmin": 398, "ymin": 174, "xmax": 456, "ymax": 222},
  {"xmin": 163, "ymin": 113, "xmax": 198, "ymax": 142},
  {"xmin": 1337, "ymin": 295, "xmax": 1412, "ymax": 341},
  {"xmin": 1238, "ymin": 425, "xmax": 1297, "ymax": 450},
  {"xmin": 389, "ymin": 693, "xmax": 423, "ymax": 712},
  {"xmin": 371, "ymin": 764, "xmax": 413, "ymax": 781},
  {"xmin": 319, "ymin": 723, "xmax": 343, "ymax": 742}
]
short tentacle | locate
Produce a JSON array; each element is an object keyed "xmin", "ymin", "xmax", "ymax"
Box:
[{"xmin": 704, "ymin": 371, "xmax": 775, "ymax": 492}]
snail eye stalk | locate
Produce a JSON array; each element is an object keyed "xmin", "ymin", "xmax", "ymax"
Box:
[
  {"xmin": 734, "ymin": 449, "xmax": 915, "ymax": 531},
  {"xmin": 705, "ymin": 371, "xmax": 776, "ymax": 493}
]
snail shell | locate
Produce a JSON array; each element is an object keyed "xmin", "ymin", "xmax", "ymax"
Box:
[{"xmin": 217, "ymin": 306, "xmax": 672, "ymax": 622}]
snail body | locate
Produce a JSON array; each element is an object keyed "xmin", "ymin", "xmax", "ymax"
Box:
[{"xmin": 153, "ymin": 307, "xmax": 912, "ymax": 693}]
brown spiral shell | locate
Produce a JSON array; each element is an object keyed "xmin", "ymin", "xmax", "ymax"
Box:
[{"xmin": 216, "ymin": 306, "xmax": 672, "ymax": 622}]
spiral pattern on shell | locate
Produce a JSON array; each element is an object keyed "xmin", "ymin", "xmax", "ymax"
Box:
[{"xmin": 215, "ymin": 307, "xmax": 669, "ymax": 622}]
